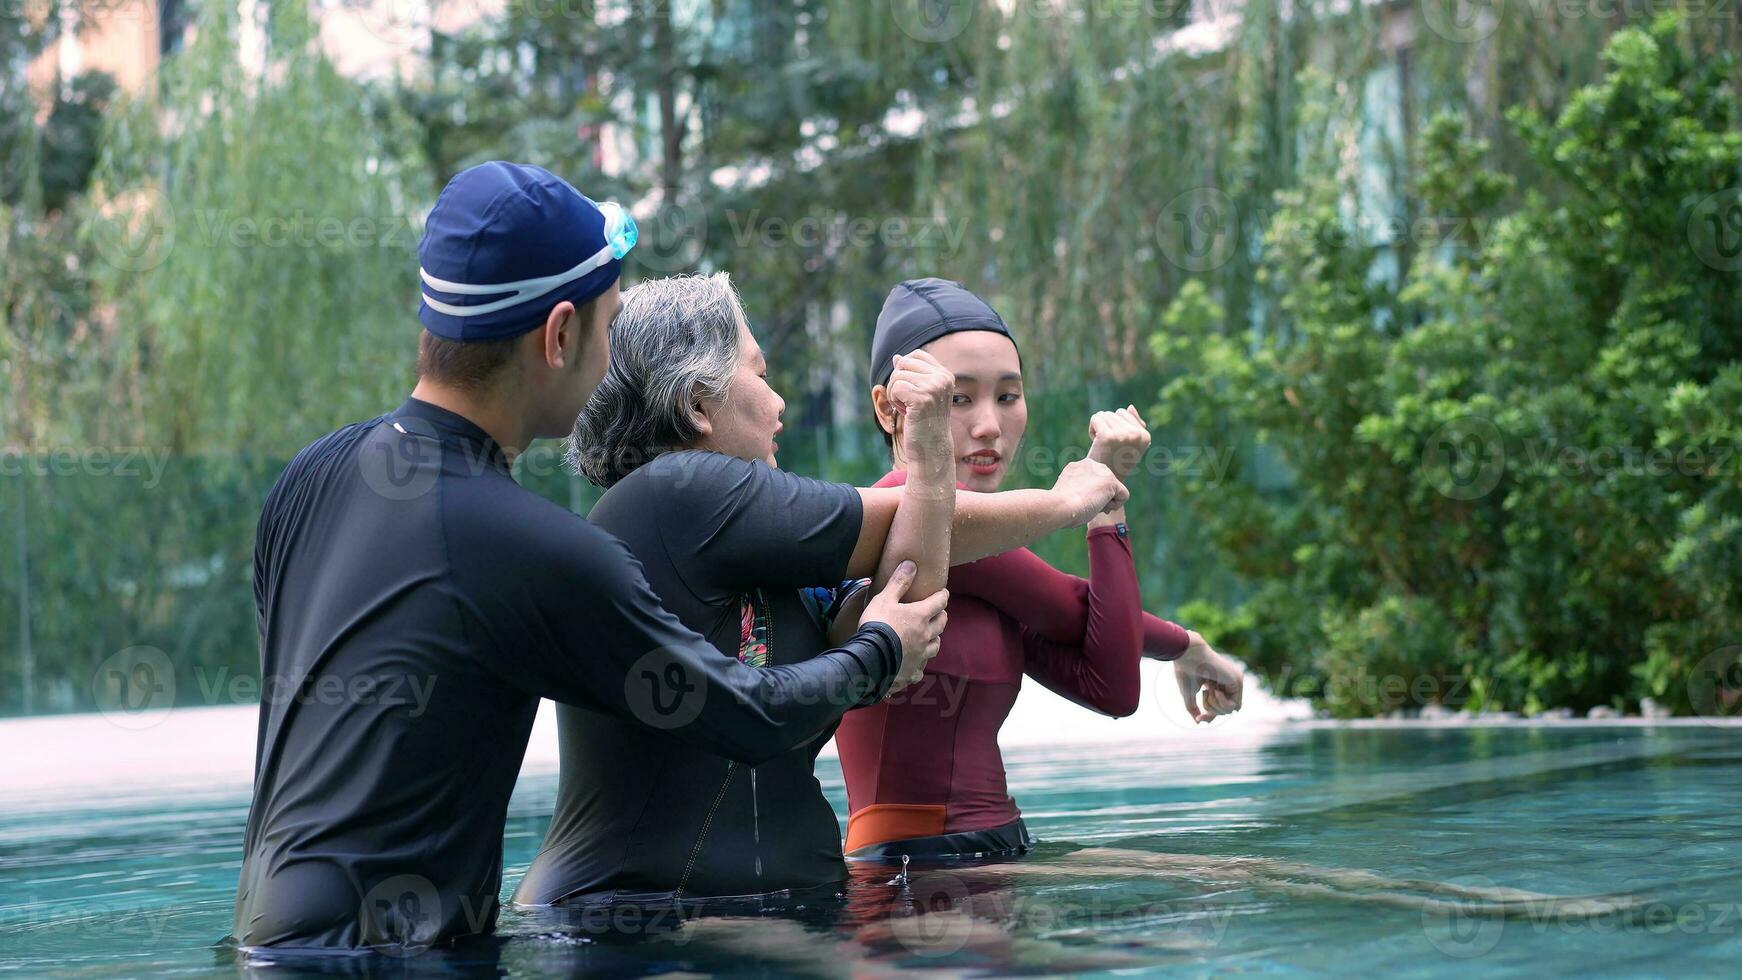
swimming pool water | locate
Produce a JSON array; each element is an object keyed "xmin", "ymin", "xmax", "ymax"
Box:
[{"xmin": 2, "ymin": 720, "xmax": 1738, "ymax": 977}]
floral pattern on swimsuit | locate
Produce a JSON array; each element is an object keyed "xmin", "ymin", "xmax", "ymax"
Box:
[
  {"xmin": 739, "ymin": 579, "xmax": 872, "ymax": 669},
  {"xmin": 738, "ymin": 589, "xmax": 772, "ymax": 668}
]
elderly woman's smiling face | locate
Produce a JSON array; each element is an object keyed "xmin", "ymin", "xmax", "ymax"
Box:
[{"xmin": 691, "ymin": 316, "xmax": 786, "ymax": 468}]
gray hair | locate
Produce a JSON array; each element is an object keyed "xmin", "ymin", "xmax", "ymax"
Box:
[{"xmin": 568, "ymin": 272, "xmax": 744, "ymax": 487}]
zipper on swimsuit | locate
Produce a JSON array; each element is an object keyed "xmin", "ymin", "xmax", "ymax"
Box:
[
  {"xmin": 675, "ymin": 761, "xmax": 736, "ymax": 897},
  {"xmin": 675, "ymin": 589, "xmax": 774, "ymax": 899}
]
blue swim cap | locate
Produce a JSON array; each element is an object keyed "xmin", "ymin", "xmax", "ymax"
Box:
[{"xmin": 418, "ymin": 161, "xmax": 638, "ymax": 342}]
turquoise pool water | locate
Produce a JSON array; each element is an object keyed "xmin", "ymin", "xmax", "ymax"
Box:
[{"xmin": 2, "ymin": 722, "xmax": 1738, "ymax": 977}]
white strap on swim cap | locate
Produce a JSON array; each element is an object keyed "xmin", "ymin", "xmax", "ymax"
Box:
[
  {"xmin": 420, "ymin": 243, "xmax": 616, "ymax": 318},
  {"xmin": 419, "ymin": 201, "xmax": 631, "ymax": 318}
]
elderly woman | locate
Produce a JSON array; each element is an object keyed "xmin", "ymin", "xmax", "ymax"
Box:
[{"xmin": 512, "ymin": 273, "xmax": 1129, "ymax": 908}]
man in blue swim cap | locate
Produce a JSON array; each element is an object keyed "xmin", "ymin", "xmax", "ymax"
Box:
[
  {"xmin": 231, "ymin": 162, "xmax": 947, "ymax": 956},
  {"xmin": 410, "ymin": 161, "xmax": 639, "ymax": 439}
]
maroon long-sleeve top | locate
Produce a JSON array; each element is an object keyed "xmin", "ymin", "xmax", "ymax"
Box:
[{"xmin": 832, "ymin": 469, "xmax": 1191, "ymax": 852}]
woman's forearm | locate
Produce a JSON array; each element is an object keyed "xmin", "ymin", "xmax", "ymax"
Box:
[
  {"xmin": 851, "ymin": 483, "xmax": 1071, "ymax": 579},
  {"xmin": 949, "ymin": 488, "xmax": 1076, "ymax": 563},
  {"xmin": 1021, "ymin": 522, "xmax": 1145, "ymax": 717},
  {"xmin": 873, "ymin": 433, "xmax": 953, "ymax": 598}
]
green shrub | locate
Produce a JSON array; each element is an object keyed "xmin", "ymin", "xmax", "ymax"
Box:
[{"xmin": 1158, "ymin": 16, "xmax": 1742, "ymax": 717}]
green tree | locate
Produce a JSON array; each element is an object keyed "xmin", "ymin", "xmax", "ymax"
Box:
[
  {"xmin": 88, "ymin": 0, "xmax": 432, "ymax": 454},
  {"xmin": 1158, "ymin": 15, "xmax": 1742, "ymax": 717}
]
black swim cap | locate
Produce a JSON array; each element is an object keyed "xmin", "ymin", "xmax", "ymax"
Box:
[{"xmin": 868, "ymin": 278, "xmax": 1018, "ymax": 388}]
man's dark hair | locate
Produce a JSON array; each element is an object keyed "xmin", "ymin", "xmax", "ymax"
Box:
[
  {"xmin": 415, "ymin": 330, "xmax": 520, "ymax": 390},
  {"xmin": 415, "ymin": 297, "xmax": 600, "ymax": 389}
]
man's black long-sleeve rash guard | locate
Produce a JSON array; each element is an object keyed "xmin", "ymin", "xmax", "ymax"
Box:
[{"xmin": 231, "ymin": 397, "xmax": 900, "ymax": 953}]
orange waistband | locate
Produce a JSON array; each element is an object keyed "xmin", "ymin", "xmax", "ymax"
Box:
[{"xmin": 844, "ymin": 803, "xmax": 948, "ymax": 853}]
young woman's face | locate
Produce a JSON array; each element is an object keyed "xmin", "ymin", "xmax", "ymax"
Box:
[
  {"xmin": 920, "ymin": 330, "xmax": 1027, "ymax": 493},
  {"xmin": 696, "ymin": 317, "xmax": 785, "ymax": 468}
]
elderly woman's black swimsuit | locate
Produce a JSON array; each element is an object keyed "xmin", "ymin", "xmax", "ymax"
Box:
[{"xmin": 515, "ymin": 451, "xmax": 876, "ymax": 907}]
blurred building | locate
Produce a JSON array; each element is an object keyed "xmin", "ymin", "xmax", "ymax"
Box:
[
  {"xmin": 25, "ymin": 0, "xmax": 182, "ymax": 109},
  {"xmin": 25, "ymin": 0, "xmax": 506, "ymax": 110}
]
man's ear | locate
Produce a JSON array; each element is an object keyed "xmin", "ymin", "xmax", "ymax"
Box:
[{"xmin": 540, "ymin": 301, "xmax": 578, "ymax": 369}]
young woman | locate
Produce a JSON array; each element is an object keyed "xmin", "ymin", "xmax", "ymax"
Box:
[
  {"xmin": 833, "ymin": 277, "xmax": 1245, "ymax": 862},
  {"xmin": 512, "ymin": 273, "xmax": 1131, "ymax": 909}
]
